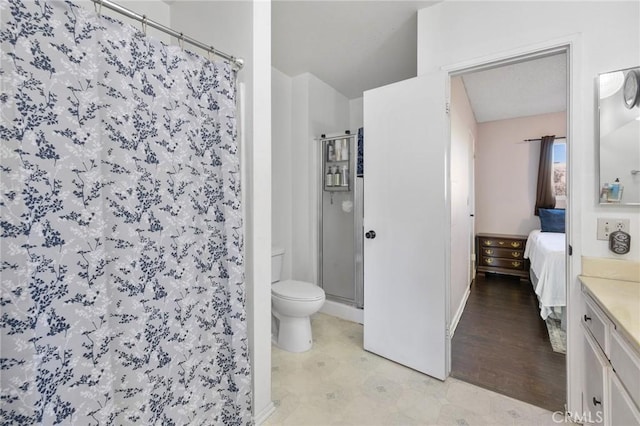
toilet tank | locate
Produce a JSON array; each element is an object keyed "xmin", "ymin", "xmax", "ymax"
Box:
[{"xmin": 271, "ymin": 247, "xmax": 285, "ymax": 283}]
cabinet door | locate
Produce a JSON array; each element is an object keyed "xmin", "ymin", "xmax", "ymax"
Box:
[
  {"xmin": 583, "ymin": 332, "xmax": 607, "ymax": 425},
  {"xmin": 610, "ymin": 372, "xmax": 640, "ymax": 426},
  {"xmin": 610, "ymin": 329, "xmax": 640, "ymax": 409}
]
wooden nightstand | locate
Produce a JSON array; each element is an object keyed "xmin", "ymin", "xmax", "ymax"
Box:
[{"xmin": 476, "ymin": 233, "xmax": 529, "ymax": 280}]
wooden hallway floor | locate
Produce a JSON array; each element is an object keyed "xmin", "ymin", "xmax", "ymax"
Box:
[{"xmin": 451, "ymin": 273, "xmax": 566, "ymax": 412}]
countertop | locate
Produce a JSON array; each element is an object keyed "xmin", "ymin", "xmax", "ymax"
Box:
[{"xmin": 580, "ymin": 276, "xmax": 640, "ymax": 352}]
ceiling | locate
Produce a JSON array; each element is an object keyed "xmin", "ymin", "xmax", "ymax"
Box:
[
  {"xmin": 461, "ymin": 53, "xmax": 567, "ymax": 122},
  {"xmin": 272, "ymin": 1, "xmax": 438, "ymax": 99},
  {"xmin": 272, "ymin": 1, "xmax": 567, "ymax": 122}
]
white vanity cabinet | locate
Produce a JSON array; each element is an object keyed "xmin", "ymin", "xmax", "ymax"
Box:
[
  {"xmin": 610, "ymin": 373, "xmax": 640, "ymax": 426},
  {"xmin": 582, "ymin": 331, "xmax": 607, "ymax": 425},
  {"xmin": 581, "ymin": 286, "xmax": 640, "ymax": 426},
  {"xmin": 610, "ymin": 330, "xmax": 640, "ymax": 410}
]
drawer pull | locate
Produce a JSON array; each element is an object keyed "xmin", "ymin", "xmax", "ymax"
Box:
[
  {"xmin": 583, "ymin": 314, "xmax": 592, "ymax": 322},
  {"xmin": 498, "ymin": 241, "xmax": 505, "ymax": 245},
  {"xmin": 484, "ymin": 249, "xmax": 494, "ymax": 255},
  {"xmin": 510, "ymin": 242, "xmax": 521, "ymax": 248},
  {"xmin": 511, "ymin": 252, "xmax": 521, "ymax": 258},
  {"xmin": 511, "ymin": 261, "xmax": 521, "ymax": 267},
  {"xmin": 592, "ymin": 397, "xmax": 601, "ymax": 406},
  {"xmin": 483, "ymin": 240, "xmax": 493, "ymax": 246},
  {"xmin": 485, "ymin": 258, "xmax": 494, "ymax": 265}
]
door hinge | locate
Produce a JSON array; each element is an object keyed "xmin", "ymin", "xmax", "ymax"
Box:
[
  {"xmin": 568, "ymin": 244, "xmax": 573, "ymax": 256},
  {"xmin": 446, "ymin": 102, "xmax": 450, "ymax": 114}
]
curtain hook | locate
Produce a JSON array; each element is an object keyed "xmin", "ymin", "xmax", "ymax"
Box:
[
  {"xmin": 95, "ymin": 0, "xmax": 103, "ymax": 17},
  {"xmin": 141, "ymin": 15, "xmax": 148, "ymax": 35},
  {"xmin": 208, "ymin": 46, "xmax": 214, "ymax": 61},
  {"xmin": 179, "ymin": 32, "xmax": 184, "ymax": 51}
]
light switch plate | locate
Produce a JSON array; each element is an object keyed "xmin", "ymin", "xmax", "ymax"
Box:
[{"xmin": 597, "ymin": 218, "xmax": 630, "ymax": 240}]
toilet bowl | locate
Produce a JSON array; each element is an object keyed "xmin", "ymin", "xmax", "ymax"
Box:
[{"xmin": 271, "ymin": 248, "xmax": 325, "ymax": 352}]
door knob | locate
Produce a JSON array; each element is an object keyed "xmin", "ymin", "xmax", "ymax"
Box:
[{"xmin": 365, "ymin": 230, "xmax": 376, "ymax": 239}]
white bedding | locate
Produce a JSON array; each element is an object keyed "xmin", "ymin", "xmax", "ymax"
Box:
[{"xmin": 524, "ymin": 229, "xmax": 566, "ymax": 320}]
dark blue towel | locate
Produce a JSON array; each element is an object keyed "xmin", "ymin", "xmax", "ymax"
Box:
[{"xmin": 357, "ymin": 127, "xmax": 364, "ymax": 177}]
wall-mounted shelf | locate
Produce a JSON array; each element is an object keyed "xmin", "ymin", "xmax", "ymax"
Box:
[{"xmin": 323, "ymin": 138, "xmax": 351, "ymax": 192}]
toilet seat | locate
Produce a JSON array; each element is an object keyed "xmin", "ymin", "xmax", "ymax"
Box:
[{"xmin": 272, "ymin": 280, "xmax": 325, "ymax": 302}]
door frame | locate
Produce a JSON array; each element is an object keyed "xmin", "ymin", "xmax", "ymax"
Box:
[
  {"xmin": 468, "ymin": 129, "xmax": 476, "ymax": 284},
  {"xmin": 440, "ymin": 34, "xmax": 582, "ymax": 414}
]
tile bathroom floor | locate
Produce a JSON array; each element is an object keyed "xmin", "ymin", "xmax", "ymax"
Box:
[{"xmin": 265, "ymin": 313, "xmax": 570, "ymax": 426}]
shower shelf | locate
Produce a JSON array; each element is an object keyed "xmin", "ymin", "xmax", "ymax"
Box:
[
  {"xmin": 324, "ymin": 185, "xmax": 350, "ymax": 192},
  {"xmin": 323, "ymin": 137, "xmax": 352, "ymax": 192}
]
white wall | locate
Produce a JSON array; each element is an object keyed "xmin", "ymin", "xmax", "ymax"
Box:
[
  {"xmin": 475, "ymin": 112, "xmax": 566, "ymax": 236},
  {"xmin": 417, "ymin": 0, "xmax": 640, "ymax": 261},
  {"xmin": 170, "ymin": 2, "xmax": 273, "ymax": 422},
  {"xmin": 349, "ymin": 97, "xmax": 364, "ymax": 130},
  {"xmin": 272, "ymin": 68, "xmax": 293, "ymax": 280},
  {"xmin": 76, "ymin": 0, "xmax": 171, "ymax": 42},
  {"xmin": 449, "ymin": 77, "xmax": 477, "ymax": 330},
  {"xmin": 417, "ymin": 0, "xmax": 640, "ymax": 414},
  {"xmin": 291, "ymin": 73, "xmax": 350, "ymax": 284},
  {"xmin": 291, "ymin": 75, "xmax": 312, "ymax": 283},
  {"xmin": 249, "ymin": 4, "xmax": 272, "ymax": 422}
]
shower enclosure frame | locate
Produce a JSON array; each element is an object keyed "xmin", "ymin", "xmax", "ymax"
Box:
[{"xmin": 317, "ymin": 133, "xmax": 364, "ymax": 308}]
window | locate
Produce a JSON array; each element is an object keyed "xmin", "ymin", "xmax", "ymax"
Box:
[{"xmin": 553, "ymin": 141, "xmax": 566, "ymax": 208}]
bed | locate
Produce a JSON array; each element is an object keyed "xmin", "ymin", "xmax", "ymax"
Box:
[{"xmin": 524, "ymin": 229, "xmax": 566, "ymax": 328}]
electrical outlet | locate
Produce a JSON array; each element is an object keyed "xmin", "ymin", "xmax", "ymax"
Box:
[{"xmin": 597, "ymin": 218, "xmax": 630, "ymax": 240}]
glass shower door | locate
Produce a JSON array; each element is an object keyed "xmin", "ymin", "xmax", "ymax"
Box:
[{"xmin": 319, "ymin": 134, "xmax": 363, "ymax": 308}]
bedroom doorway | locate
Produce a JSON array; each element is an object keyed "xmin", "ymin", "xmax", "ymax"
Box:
[{"xmin": 448, "ymin": 48, "xmax": 569, "ymax": 412}]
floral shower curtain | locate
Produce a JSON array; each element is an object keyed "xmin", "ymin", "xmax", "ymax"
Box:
[{"xmin": 0, "ymin": 1, "xmax": 251, "ymax": 424}]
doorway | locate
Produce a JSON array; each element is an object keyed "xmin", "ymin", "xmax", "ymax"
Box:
[{"xmin": 448, "ymin": 50, "xmax": 569, "ymax": 412}]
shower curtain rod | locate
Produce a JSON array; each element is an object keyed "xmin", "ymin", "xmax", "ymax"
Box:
[
  {"xmin": 523, "ymin": 136, "xmax": 566, "ymax": 142},
  {"xmin": 91, "ymin": 0, "xmax": 244, "ymax": 70}
]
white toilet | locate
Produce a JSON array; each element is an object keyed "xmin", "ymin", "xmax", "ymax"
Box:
[{"xmin": 271, "ymin": 247, "xmax": 325, "ymax": 352}]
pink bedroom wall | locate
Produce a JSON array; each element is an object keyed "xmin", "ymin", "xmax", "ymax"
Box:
[{"xmin": 475, "ymin": 111, "xmax": 566, "ymax": 236}]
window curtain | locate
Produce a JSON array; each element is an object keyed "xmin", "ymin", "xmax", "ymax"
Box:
[
  {"xmin": 0, "ymin": 1, "xmax": 251, "ymax": 424},
  {"xmin": 534, "ymin": 135, "xmax": 556, "ymax": 215}
]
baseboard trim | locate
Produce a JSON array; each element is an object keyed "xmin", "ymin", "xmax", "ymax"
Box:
[
  {"xmin": 450, "ymin": 285, "xmax": 471, "ymax": 337},
  {"xmin": 254, "ymin": 401, "xmax": 276, "ymax": 425},
  {"xmin": 319, "ymin": 299, "xmax": 364, "ymax": 324}
]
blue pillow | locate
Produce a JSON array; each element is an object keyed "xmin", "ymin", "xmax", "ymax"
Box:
[{"xmin": 539, "ymin": 208, "xmax": 565, "ymax": 233}]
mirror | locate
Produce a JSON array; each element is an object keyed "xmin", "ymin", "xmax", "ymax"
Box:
[{"xmin": 598, "ymin": 66, "xmax": 640, "ymax": 205}]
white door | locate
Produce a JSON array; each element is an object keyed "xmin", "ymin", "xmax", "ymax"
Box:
[{"xmin": 363, "ymin": 73, "xmax": 448, "ymax": 380}]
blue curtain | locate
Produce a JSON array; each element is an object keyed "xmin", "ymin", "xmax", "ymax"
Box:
[{"xmin": 0, "ymin": 1, "xmax": 251, "ymax": 424}]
